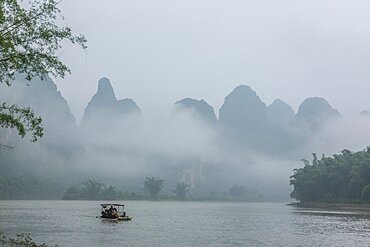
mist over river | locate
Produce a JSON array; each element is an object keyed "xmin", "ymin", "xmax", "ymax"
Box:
[{"xmin": 1, "ymin": 201, "xmax": 370, "ymax": 246}]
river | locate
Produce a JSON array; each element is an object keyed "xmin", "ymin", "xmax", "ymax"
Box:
[{"xmin": 0, "ymin": 201, "xmax": 369, "ymax": 246}]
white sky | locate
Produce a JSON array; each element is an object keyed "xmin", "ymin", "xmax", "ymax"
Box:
[{"xmin": 55, "ymin": 0, "xmax": 370, "ymax": 122}]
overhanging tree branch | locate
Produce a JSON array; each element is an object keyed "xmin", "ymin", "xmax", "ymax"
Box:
[
  {"xmin": 0, "ymin": 0, "xmax": 86, "ymax": 143},
  {"xmin": 0, "ymin": 102, "xmax": 43, "ymax": 142}
]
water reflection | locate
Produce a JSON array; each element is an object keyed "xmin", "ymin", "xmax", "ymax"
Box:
[
  {"xmin": 293, "ymin": 208, "xmax": 370, "ymax": 218},
  {"xmin": 290, "ymin": 206, "xmax": 370, "ymax": 245}
]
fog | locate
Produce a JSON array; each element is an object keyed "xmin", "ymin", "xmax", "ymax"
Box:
[
  {"xmin": 1, "ymin": 1, "xmax": 370, "ymax": 201},
  {"xmin": 1, "ymin": 75, "xmax": 370, "ymax": 201}
]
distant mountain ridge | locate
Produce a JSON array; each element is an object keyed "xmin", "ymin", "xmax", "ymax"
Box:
[
  {"xmin": 1, "ymin": 76, "xmax": 342, "ymax": 157},
  {"xmin": 267, "ymin": 99, "xmax": 295, "ymax": 127},
  {"xmin": 219, "ymin": 85, "xmax": 268, "ymax": 129},
  {"xmin": 0, "ymin": 75, "xmax": 81, "ymax": 178},
  {"xmin": 78, "ymin": 80, "xmax": 341, "ymax": 155},
  {"xmin": 81, "ymin": 77, "xmax": 141, "ymax": 127},
  {"xmin": 175, "ymin": 98, "xmax": 217, "ymax": 123},
  {"xmin": 294, "ymin": 97, "xmax": 340, "ymax": 132},
  {"xmin": 0, "ymin": 75, "xmax": 78, "ymax": 144}
]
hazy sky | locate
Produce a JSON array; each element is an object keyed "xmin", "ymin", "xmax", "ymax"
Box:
[{"xmin": 55, "ymin": 0, "xmax": 370, "ymax": 122}]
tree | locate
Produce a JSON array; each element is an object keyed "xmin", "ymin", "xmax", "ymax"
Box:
[
  {"xmin": 290, "ymin": 148, "xmax": 370, "ymax": 203},
  {"xmin": 0, "ymin": 0, "xmax": 87, "ymax": 142},
  {"xmin": 80, "ymin": 180, "xmax": 105, "ymax": 200},
  {"xmin": 229, "ymin": 184, "xmax": 246, "ymax": 197},
  {"xmin": 144, "ymin": 177, "xmax": 164, "ymax": 200},
  {"xmin": 0, "ymin": 103, "xmax": 43, "ymax": 142},
  {"xmin": 173, "ymin": 182, "xmax": 190, "ymax": 200}
]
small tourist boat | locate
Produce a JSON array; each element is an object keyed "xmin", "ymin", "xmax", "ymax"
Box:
[{"xmin": 99, "ymin": 203, "xmax": 132, "ymax": 221}]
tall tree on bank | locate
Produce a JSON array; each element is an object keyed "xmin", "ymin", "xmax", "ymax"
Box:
[
  {"xmin": 144, "ymin": 177, "xmax": 165, "ymax": 200},
  {"xmin": 173, "ymin": 182, "xmax": 190, "ymax": 200},
  {"xmin": 0, "ymin": 0, "xmax": 87, "ymax": 142}
]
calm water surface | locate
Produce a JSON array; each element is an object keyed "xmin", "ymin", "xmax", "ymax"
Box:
[{"xmin": 0, "ymin": 201, "xmax": 369, "ymax": 246}]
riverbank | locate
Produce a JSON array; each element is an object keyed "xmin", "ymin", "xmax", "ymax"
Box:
[{"xmin": 288, "ymin": 202, "xmax": 370, "ymax": 212}]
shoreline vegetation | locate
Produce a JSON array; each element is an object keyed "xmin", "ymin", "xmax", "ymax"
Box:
[
  {"xmin": 0, "ymin": 232, "xmax": 58, "ymax": 247},
  {"xmin": 0, "ymin": 177, "xmax": 262, "ymax": 202},
  {"xmin": 290, "ymin": 147, "xmax": 370, "ymax": 204},
  {"xmin": 288, "ymin": 147, "xmax": 370, "ymax": 212},
  {"xmin": 61, "ymin": 179, "xmax": 262, "ymax": 202}
]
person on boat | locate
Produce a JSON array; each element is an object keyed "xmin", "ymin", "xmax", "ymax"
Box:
[
  {"xmin": 109, "ymin": 206, "xmax": 118, "ymax": 218},
  {"xmin": 106, "ymin": 206, "xmax": 116, "ymax": 218},
  {"xmin": 104, "ymin": 208, "xmax": 110, "ymax": 217},
  {"xmin": 112, "ymin": 210, "xmax": 118, "ymax": 218}
]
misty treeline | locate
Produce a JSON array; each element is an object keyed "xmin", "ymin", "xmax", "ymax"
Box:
[
  {"xmin": 62, "ymin": 178, "xmax": 169, "ymax": 201},
  {"xmin": 0, "ymin": 176, "xmax": 64, "ymax": 200},
  {"xmin": 61, "ymin": 178, "xmax": 258, "ymax": 201},
  {"xmin": 62, "ymin": 179, "xmax": 136, "ymax": 200},
  {"xmin": 290, "ymin": 147, "xmax": 370, "ymax": 203}
]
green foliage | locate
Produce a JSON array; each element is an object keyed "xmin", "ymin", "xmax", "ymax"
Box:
[
  {"xmin": 173, "ymin": 182, "xmax": 190, "ymax": 200},
  {"xmin": 80, "ymin": 179, "xmax": 105, "ymax": 200},
  {"xmin": 144, "ymin": 176, "xmax": 164, "ymax": 200},
  {"xmin": 290, "ymin": 148, "xmax": 370, "ymax": 203},
  {"xmin": 0, "ymin": 0, "xmax": 86, "ymax": 142},
  {"xmin": 62, "ymin": 180, "xmax": 122, "ymax": 200},
  {"xmin": 0, "ymin": 0, "xmax": 87, "ymax": 86},
  {"xmin": 0, "ymin": 232, "xmax": 58, "ymax": 246},
  {"xmin": 0, "ymin": 102, "xmax": 43, "ymax": 142},
  {"xmin": 0, "ymin": 176, "xmax": 64, "ymax": 199},
  {"xmin": 361, "ymin": 184, "xmax": 370, "ymax": 202}
]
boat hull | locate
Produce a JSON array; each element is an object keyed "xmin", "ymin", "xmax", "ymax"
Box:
[{"xmin": 99, "ymin": 216, "xmax": 133, "ymax": 221}]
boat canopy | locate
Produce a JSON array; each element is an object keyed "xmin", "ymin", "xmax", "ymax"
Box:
[{"xmin": 100, "ymin": 203, "xmax": 125, "ymax": 207}]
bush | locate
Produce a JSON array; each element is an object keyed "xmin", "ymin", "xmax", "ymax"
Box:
[{"xmin": 0, "ymin": 232, "xmax": 58, "ymax": 247}]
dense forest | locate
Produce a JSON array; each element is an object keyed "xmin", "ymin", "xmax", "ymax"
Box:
[
  {"xmin": 0, "ymin": 176, "xmax": 64, "ymax": 200},
  {"xmin": 290, "ymin": 147, "xmax": 370, "ymax": 203}
]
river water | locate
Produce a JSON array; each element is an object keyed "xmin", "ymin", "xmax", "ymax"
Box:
[{"xmin": 0, "ymin": 201, "xmax": 369, "ymax": 246}]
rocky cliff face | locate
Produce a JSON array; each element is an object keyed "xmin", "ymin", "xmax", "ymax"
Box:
[
  {"xmin": 0, "ymin": 75, "xmax": 78, "ymax": 146},
  {"xmin": 294, "ymin": 97, "xmax": 340, "ymax": 131},
  {"xmin": 219, "ymin": 85, "xmax": 268, "ymax": 129},
  {"xmin": 175, "ymin": 98, "xmax": 217, "ymax": 123},
  {"xmin": 81, "ymin": 77, "xmax": 141, "ymax": 127},
  {"xmin": 218, "ymin": 85, "xmax": 280, "ymax": 151},
  {"xmin": 267, "ymin": 99, "xmax": 295, "ymax": 127},
  {"xmin": 1, "ymin": 75, "xmax": 75, "ymax": 124},
  {"xmin": 0, "ymin": 75, "xmax": 80, "ymax": 177},
  {"xmin": 217, "ymin": 85, "xmax": 327, "ymax": 154}
]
